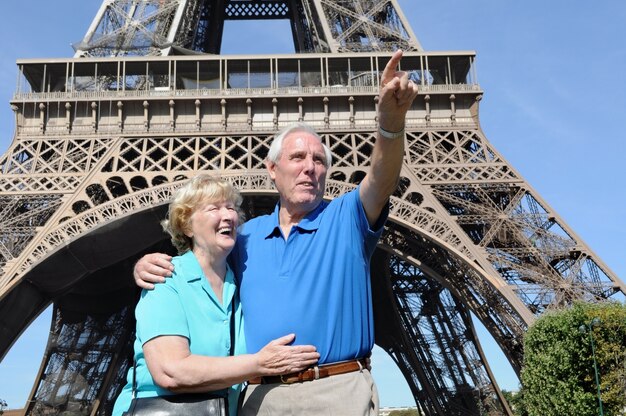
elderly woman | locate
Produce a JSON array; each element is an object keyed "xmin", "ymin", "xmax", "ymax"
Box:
[{"xmin": 113, "ymin": 175, "xmax": 319, "ymax": 416}]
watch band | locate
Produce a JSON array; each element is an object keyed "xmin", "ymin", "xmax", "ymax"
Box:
[{"xmin": 378, "ymin": 125, "xmax": 405, "ymax": 139}]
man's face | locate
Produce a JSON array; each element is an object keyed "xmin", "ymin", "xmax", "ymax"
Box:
[{"xmin": 268, "ymin": 132, "xmax": 328, "ymax": 214}]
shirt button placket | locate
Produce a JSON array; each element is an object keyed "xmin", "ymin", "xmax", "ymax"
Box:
[{"xmin": 278, "ymin": 232, "xmax": 295, "ymax": 279}]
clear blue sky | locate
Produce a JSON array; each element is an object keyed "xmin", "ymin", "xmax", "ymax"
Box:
[{"xmin": 1, "ymin": 0, "xmax": 625, "ymax": 410}]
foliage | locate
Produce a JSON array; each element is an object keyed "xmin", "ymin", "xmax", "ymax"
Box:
[
  {"xmin": 520, "ymin": 302, "xmax": 626, "ymax": 416},
  {"xmin": 388, "ymin": 410, "xmax": 420, "ymax": 416},
  {"xmin": 501, "ymin": 389, "xmax": 527, "ymax": 416},
  {"xmin": 0, "ymin": 398, "xmax": 6, "ymax": 415}
]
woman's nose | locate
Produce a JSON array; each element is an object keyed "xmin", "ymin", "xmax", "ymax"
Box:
[{"xmin": 220, "ymin": 207, "xmax": 237, "ymax": 220}]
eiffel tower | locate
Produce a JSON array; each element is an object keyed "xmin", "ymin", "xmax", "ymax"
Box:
[{"xmin": 0, "ymin": 1, "xmax": 624, "ymax": 415}]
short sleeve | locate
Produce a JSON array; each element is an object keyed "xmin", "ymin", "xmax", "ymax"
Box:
[
  {"xmin": 348, "ymin": 187, "xmax": 389, "ymax": 249},
  {"xmin": 135, "ymin": 279, "xmax": 189, "ymax": 345}
]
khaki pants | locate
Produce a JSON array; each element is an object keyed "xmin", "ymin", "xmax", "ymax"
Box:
[{"xmin": 240, "ymin": 369, "xmax": 379, "ymax": 416}]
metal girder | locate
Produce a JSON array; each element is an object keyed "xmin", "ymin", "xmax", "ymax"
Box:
[
  {"xmin": 24, "ymin": 302, "xmax": 135, "ymax": 415},
  {"xmin": 74, "ymin": 0, "xmax": 184, "ymax": 57},
  {"xmin": 372, "ymin": 252, "xmax": 513, "ymax": 415},
  {"xmin": 73, "ymin": 0, "xmax": 420, "ymax": 56}
]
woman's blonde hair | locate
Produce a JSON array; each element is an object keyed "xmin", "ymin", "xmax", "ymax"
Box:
[{"xmin": 161, "ymin": 175, "xmax": 243, "ymax": 254}]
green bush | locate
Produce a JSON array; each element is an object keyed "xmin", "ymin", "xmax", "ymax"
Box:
[
  {"xmin": 520, "ymin": 302, "xmax": 626, "ymax": 416},
  {"xmin": 388, "ymin": 410, "xmax": 420, "ymax": 416}
]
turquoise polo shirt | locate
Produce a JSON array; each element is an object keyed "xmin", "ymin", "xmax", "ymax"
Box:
[
  {"xmin": 113, "ymin": 251, "xmax": 245, "ymax": 416},
  {"xmin": 232, "ymin": 187, "xmax": 387, "ymax": 364}
]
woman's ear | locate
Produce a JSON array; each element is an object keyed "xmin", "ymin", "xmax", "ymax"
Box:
[{"xmin": 182, "ymin": 221, "xmax": 193, "ymax": 238}]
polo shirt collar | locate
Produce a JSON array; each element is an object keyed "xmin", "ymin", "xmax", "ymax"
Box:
[
  {"xmin": 179, "ymin": 250, "xmax": 236, "ymax": 310},
  {"xmin": 180, "ymin": 250, "xmax": 205, "ymax": 283},
  {"xmin": 262, "ymin": 199, "xmax": 329, "ymax": 238}
]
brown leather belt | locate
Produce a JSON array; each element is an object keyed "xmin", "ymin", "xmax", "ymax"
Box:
[{"xmin": 248, "ymin": 358, "xmax": 368, "ymax": 385}]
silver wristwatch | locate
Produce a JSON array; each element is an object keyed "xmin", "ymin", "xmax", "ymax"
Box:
[{"xmin": 378, "ymin": 126, "xmax": 405, "ymax": 139}]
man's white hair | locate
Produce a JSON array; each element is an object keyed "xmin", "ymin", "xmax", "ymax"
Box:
[{"xmin": 267, "ymin": 123, "xmax": 333, "ymax": 168}]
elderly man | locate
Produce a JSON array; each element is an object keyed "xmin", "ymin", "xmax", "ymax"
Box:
[{"xmin": 134, "ymin": 50, "xmax": 418, "ymax": 415}]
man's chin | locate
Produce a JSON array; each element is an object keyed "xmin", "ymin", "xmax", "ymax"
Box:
[{"xmin": 297, "ymin": 196, "xmax": 323, "ymax": 209}]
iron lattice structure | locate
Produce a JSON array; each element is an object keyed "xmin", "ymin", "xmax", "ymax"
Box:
[{"xmin": 0, "ymin": 1, "xmax": 624, "ymax": 415}]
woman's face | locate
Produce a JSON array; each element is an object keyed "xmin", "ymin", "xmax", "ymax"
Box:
[{"xmin": 186, "ymin": 198, "xmax": 239, "ymax": 257}]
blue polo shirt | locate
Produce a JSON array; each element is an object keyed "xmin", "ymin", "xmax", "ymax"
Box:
[
  {"xmin": 113, "ymin": 251, "xmax": 245, "ymax": 416},
  {"xmin": 232, "ymin": 187, "xmax": 387, "ymax": 364}
]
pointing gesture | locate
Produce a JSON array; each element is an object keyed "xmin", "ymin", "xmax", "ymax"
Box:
[
  {"xmin": 359, "ymin": 49, "xmax": 418, "ymax": 225},
  {"xmin": 378, "ymin": 50, "xmax": 419, "ymax": 133}
]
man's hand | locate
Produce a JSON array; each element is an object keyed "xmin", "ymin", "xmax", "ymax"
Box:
[
  {"xmin": 359, "ymin": 50, "xmax": 419, "ymax": 225},
  {"xmin": 378, "ymin": 49, "xmax": 419, "ymax": 132},
  {"xmin": 134, "ymin": 253, "xmax": 174, "ymax": 289}
]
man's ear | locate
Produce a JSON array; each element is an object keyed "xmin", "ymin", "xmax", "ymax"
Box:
[{"xmin": 266, "ymin": 160, "xmax": 277, "ymax": 181}]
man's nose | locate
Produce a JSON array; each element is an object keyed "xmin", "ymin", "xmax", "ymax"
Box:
[{"xmin": 303, "ymin": 155, "xmax": 315, "ymax": 172}]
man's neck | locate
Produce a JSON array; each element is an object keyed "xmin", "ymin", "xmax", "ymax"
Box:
[
  {"xmin": 278, "ymin": 201, "xmax": 319, "ymax": 239},
  {"xmin": 278, "ymin": 209, "xmax": 303, "ymax": 239}
]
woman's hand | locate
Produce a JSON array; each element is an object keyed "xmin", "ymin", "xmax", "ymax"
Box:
[
  {"xmin": 142, "ymin": 333, "xmax": 319, "ymax": 393},
  {"xmin": 255, "ymin": 334, "xmax": 320, "ymax": 375}
]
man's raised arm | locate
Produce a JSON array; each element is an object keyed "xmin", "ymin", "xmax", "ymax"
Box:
[{"xmin": 359, "ymin": 50, "xmax": 418, "ymax": 226}]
